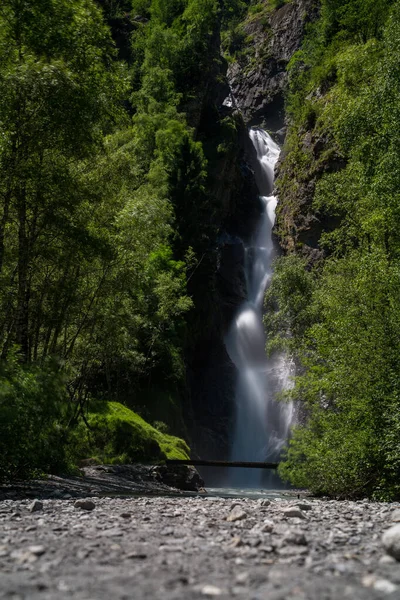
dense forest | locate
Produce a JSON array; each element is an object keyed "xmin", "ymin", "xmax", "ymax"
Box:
[
  {"xmin": 267, "ymin": 0, "xmax": 400, "ymax": 499},
  {"xmin": 0, "ymin": 0, "xmax": 239, "ymax": 478},
  {"xmin": 1, "ymin": 0, "xmax": 400, "ymax": 500}
]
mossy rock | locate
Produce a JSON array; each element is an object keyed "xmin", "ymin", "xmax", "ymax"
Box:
[{"xmin": 72, "ymin": 401, "xmax": 190, "ymax": 464}]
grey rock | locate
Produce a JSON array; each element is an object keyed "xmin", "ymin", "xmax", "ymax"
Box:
[
  {"xmin": 200, "ymin": 585, "xmax": 223, "ymax": 596},
  {"xmin": 258, "ymin": 499, "xmax": 271, "ymax": 507},
  {"xmin": 29, "ymin": 500, "xmax": 43, "ymax": 513},
  {"xmin": 28, "ymin": 545, "xmax": 46, "ymax": 556},
  {"xmin": 227, "ymin": 508, "xmax": 247, "ymax": 522},
  {"xmin": 296, "ymin": 502, "xmax": 312, "ymax": 511},
  {"xmin": 390, "ymin": 509, "xmax": 400, "ymax": 522},
  {"xmin": 382, "ymin": 524, "xmax": 400, "ymax": 560},
  {"xmin": 282, "ymin": 530, "xmax": 308, "ymax": 546},
  {"xmin": 74, "ymin": 499, "xmax": 96, "ymax": 511},
  {"xmin": 282, "ymin": 507, "xmax": 307, "ymax": 519},
  {"xmin": 260, "ymin": 519, "xmax": 274, "ymax": 533},
  {"xmin": 227, "ymin": 0, "xmax": 318, "ymax": 125}
]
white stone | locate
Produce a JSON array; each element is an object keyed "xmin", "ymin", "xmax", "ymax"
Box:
[
  {"xmin": 390, "ymin": 509, "xmax": 400, "ymax": 522},
  {"xmin": 282, "ymin": 508, "xmax": 307, "ymax": 519},
  {"xmin": 226, "ymin": 508, "xmax": 247, "ymax": 522},
  {"xmin": 382, "ymin": 524, "xmax": 400, "ymax": 560},
  {"xmin": 201, "ymin": 585, "xmax": 223, "ymax": 596}
]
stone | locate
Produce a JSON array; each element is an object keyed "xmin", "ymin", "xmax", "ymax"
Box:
[
  {"xmin": 152, "ymin": 465, "xmax": 205, "ymax": 492},
  {"xmin": 228, "ymin": 536, "xmax": 243, "ymax": 548},
  {"xmin": 390, "ymin": 509, "xmax": 400, "ymax": 522},
  {"xmin": 28, "ymin": 545, "xmax": 46, "ymax": 556},
  {"xmin": 282, "ymin": 530, "xmax": 308, "ymax": 546},
  {"xmin": 201, "ymin": 585, "xmax": 223, "ymax": 597},
  {"xmin": 260, "ymin": 519, "xmax": 274, "ymax": 533},
  {"xmin": 258, "ymin": 499, "xmax": 271, "ymax": 507},
  {"xmin": 296, "ymin": 502, "xmax": 312, "ymax": 511},
  {"xmin": 126, "ymin": 551, "xmax": 147, "ymax": 560},
  {"xmin": 29, "ymin": 500, "xmax": 43, "ymax": 513},
  {"xmin": 226, "ymin": 508, "xmax": 247, "ymax": 522},
  {"xmin": 363, "ymin": 575, "xmax": 398, "ymax": 594},
  {"xmin": 374, "ymin": 579, "xmax": 398, "ymax": 594},
  {"xmin": 382, "ymin": 524, "xmax": 400, "ymax": 560},
  {"xmin": 235, "ymin": 572, "xmax": 249, "ymax": 584},
  {"xmin": 282, "ymin": 508, "xmax": 307, "ymax": 519},
  {"xmin": 379, "ymin": 554, "xmax": 396, "ymax": 564},
  {"xmin": 120, "ymin": 512, "xmax": 132, "ymax": 519},
  {"xmin": 74, "ymin": 499, "xmax": 96, "ymax": 511}
]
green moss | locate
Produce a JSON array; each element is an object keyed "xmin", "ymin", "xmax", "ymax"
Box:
[{"xmin": 72, "ymin": 401, "xmax": 190, "ymax": 464}]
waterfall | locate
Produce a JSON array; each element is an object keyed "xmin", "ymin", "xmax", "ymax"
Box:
[{"xmin": 225, "ymin": 128, "xmax": 294, "ymax": 487}]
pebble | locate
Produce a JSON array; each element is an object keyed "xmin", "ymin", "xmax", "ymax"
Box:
[
  {"xmin": 201, "ymin": 585, "xmax": 223, "ymax": 596},
  {"xmin": 29, "ymin": 500, "xmax": 43, "ymax": 513},
  {"xmin": 1, "ymin": 492, "xmax": 400, "ymax": 600},
  {"xmin": 390, "ymin": 509, "xmax": 400, "ymax": 522},
  {"xmin": 282, "ymin": 530, "xmax": 308, "ymax": 546},
  {"xmin": 226, "ymin": 508, "xmax": 247, "ymax": 522},
  {"xmin": 74, "ymin": 499, "xmax": 96, "ymax": 511},
  {"xmin": 258, "ymin": 499, "xmax": 271, "ymax": 507},
  {"xmin": 260, "ymin": 519, "xmax": 274, "ymax": 533},
  {"xmin": 382, "ymin": 524, "xmax": 400, "ymax": 560},
  {"xmin": 281, "ymin": 507, "xmax": 307, "ymax": 519},
  {"xmin": 296, "ymin": 502, "xmax": 312, "ymax": 511},
  {"xmin": 28, "ymin": 545, "xmax": 46, "ymax": 556},
  {"xmin": 363, "ymin": 575, "xmax": 398, "ymax": 594}
]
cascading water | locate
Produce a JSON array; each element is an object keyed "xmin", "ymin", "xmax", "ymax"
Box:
[{"xmin": 225, "ymin": 128, "xmax": 294, "ymax": 487}]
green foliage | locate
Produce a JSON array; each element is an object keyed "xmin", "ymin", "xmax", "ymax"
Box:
[
  {"xmin": 0, "ymin": 0, "xmax": 226, "ymax": 476},
  {"xmin": 273, "ymin": 0, "xmax": 400, "ymax": 499},
  {"xmin": 72, "ymin": 401, "xmax": 190, "ymax": 463},
  {"xmin": 0, "ymin": 353, "xmax": 72, "ymax": 480}
]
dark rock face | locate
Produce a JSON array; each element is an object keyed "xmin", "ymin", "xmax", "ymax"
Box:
[
  {"xmin": 227, "ymin": 0, "xmax": 318, "ymax": 126},
  {"xmin": 186, "ymin": 121, "xmax": 260, "ymax": 461},
  {"xmin": 275, "ymin": 130, "xmax": 346, "ymax": 261},
  {"xmin": 153, "ymin": 465, "xmax": 205, "ymax": 492}
]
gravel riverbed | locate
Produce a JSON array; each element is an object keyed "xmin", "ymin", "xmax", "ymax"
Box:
[{"xmin": 1, "ymin": 494, "xmax": 400, "ymax": 599}]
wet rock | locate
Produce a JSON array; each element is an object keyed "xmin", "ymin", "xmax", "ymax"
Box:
[
  {"xmin": 153, "ymin": 465, "xmax": 205, "ymax": 492},
  {"xmin": 382, "ymin": 524, "xmax": 400, "ymax": 561}
]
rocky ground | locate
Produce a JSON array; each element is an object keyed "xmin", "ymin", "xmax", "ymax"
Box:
[{"xmin": 1, "ymin": 491, "xmax": 400, "ymax": 599}]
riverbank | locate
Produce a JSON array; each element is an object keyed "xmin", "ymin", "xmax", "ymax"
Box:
[
  {"xmin": 1, "ymin": 494, "xmax": 400, "ymax": 599},
  {"xmin": 0, "ymin": 464, "xmax": 205, "ymax": 502}
]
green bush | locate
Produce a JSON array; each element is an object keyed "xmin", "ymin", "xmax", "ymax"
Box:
[{"xmin": 0, "ymin": 354, "xmax": 72, "ymax": 481}]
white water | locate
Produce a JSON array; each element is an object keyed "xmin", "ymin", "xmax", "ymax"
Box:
[{"xmin": 225, "ymin": 128, "xmax": 294, "ymax": 486}]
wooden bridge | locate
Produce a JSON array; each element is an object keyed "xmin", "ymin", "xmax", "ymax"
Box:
[{"xmin": 166, "ymin": 459, "xmax": 279, "ymax": 469}]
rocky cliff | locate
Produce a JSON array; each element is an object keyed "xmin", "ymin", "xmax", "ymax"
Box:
[{"xmin": 227, "ymin": 0, "xmax": 318, "ymax": 128}]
